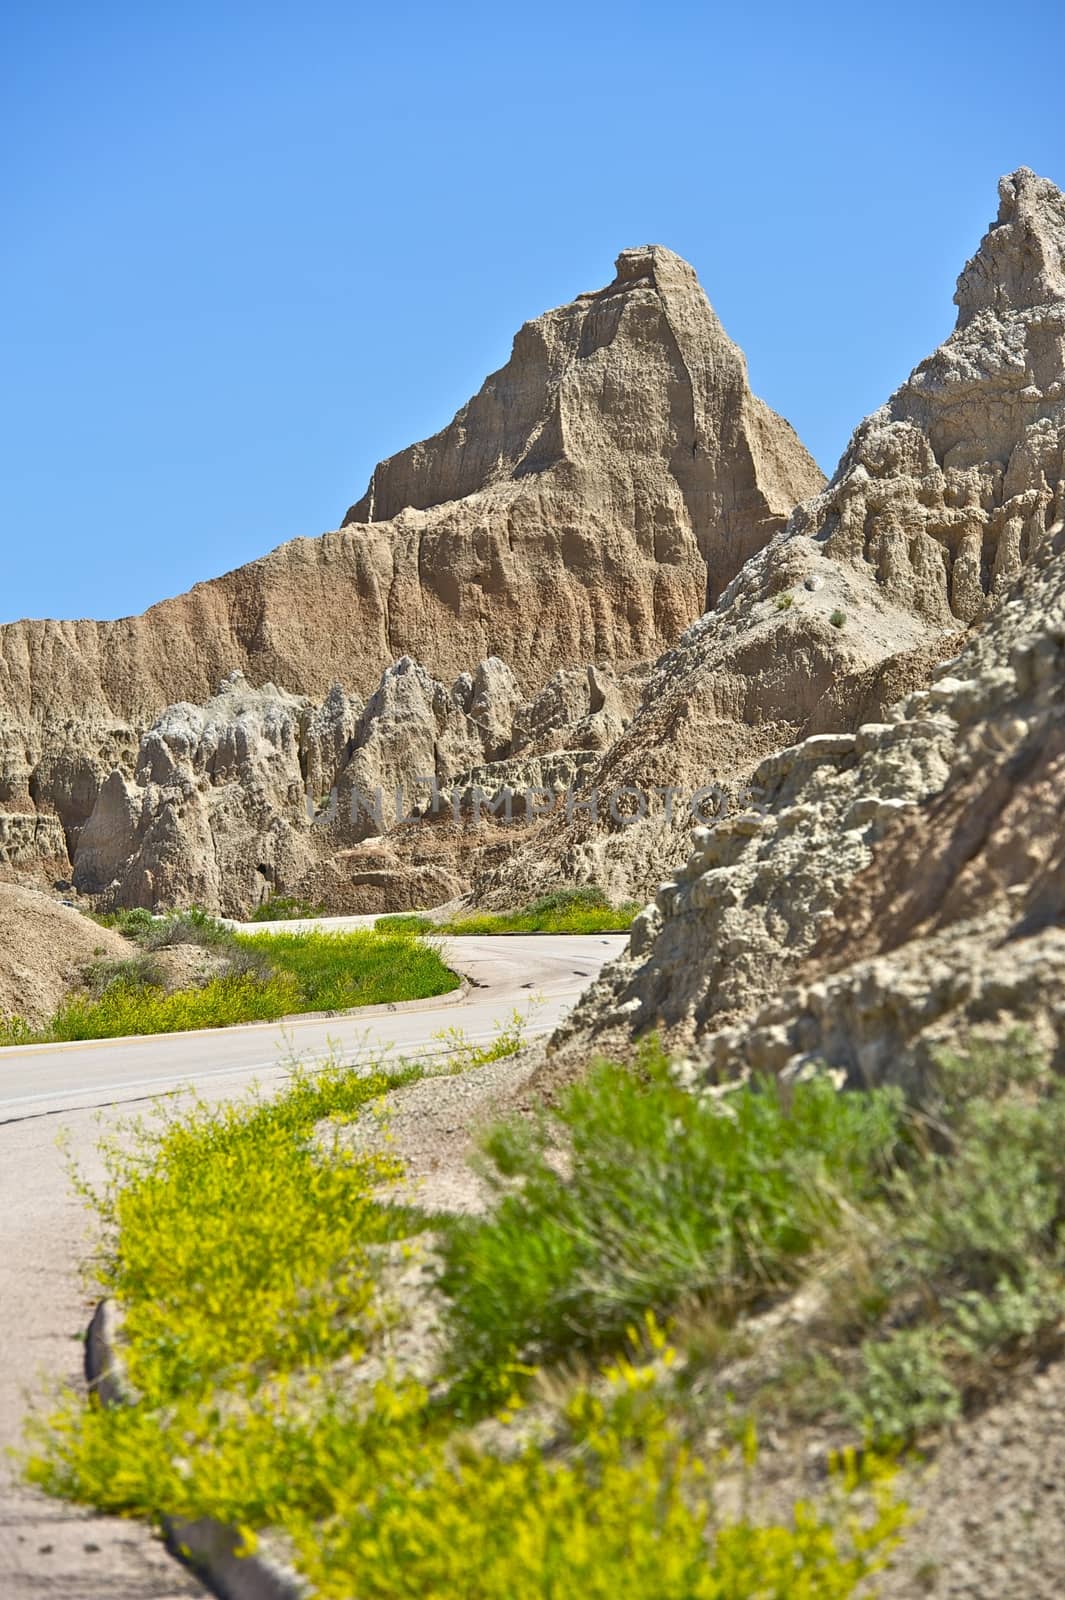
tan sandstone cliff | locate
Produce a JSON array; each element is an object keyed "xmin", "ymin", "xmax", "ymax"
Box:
[{"xmin": 0, "ymin": 246, "xmax": 821, "ymax": 884}]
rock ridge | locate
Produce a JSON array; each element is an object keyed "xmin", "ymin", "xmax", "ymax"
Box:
[{"xmin": 0, "ymin": 246, "xmax": 822, "ymax": 873}]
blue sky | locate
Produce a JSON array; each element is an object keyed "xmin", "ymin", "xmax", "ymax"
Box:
[{"xmin": 2, "ymin": 0, "xmax": 1063, "ymax": 623}]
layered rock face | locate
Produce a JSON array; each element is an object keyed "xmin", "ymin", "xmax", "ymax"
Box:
[
  {"xmin": 0, "ymin": 246, "xmax": 821, "ymax": 883},
  {"xmin": 345, "ymin": 245, "xmax": 821, "ymax": 617},
  {"xmin": 478, "ymin": 168, "xmax": 1065, "ymax": 912}
]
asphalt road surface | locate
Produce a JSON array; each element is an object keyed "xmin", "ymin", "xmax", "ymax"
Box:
[{"xmin": 0, "ymin": 931, "xmax": 624, "ymax": 1598}]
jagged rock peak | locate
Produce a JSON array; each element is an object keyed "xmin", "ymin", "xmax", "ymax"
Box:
[
  {"xmin": 768, "ymin": 167, "xmax": 1065, "ymax": 631},
  {"xmin": 955, "ymin": 167, "xmax": 1065, "ymax": 326},
  {"xmin": 343, "ymin": 244, "xmax": 823, "ymax": 564}
]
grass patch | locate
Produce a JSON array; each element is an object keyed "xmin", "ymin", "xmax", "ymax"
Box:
[
  {"xmin": 1, "ymin": 912, "xmax": 459, "ymax": 1044},
  {"xmin": 377, "ymin": 885, "xmax": 640, "ymax": 937},
  {"xmin": 235, "ymin": 927, "xmax": 458, "ymax": 1014},
  {"xmin": 375, "ymin": 912, "xmax": 436, "ymax": 934},
  {"xmin": 11, "ymin": 971, "xmax": 304, "ymax": 1042},
  {"xmin": 248, "ymin": 895, "xmax": 326, "ymax": 922},
  {"xmin": 26, "ymin": 1055, "xmax": 905, "ymax": 1596}
]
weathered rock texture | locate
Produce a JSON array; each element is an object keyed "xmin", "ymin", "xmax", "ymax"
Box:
[
  {"xmin": 552, "ymin": 515, "xmax": 1065, "ymax": 1091},
  {"xmin": 477, "ymin": 168, "xmax": 1065, "ymax": 913},
  {"xmin": 8, "ymin": 170, "xmax": 1064, "ymax": 928},
  {"xmin": 793, "ymin": 167, "xmax": 1065, "ymax": 625},
  {"xmin": 72, "ymin": 655, "xmax": 641, "ymax": 916},
  {"xmin": 345, "ymin": 245, "xmax": 821, "ymax": 619},
  {"xmin": 0, "ymin": 247, "xmax": 821, "ymax": 888},
  {"xmin": 72, "ymin": 674, "xmax": 324, "ymax": 915}
]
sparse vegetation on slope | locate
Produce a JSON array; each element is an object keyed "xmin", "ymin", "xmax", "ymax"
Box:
[{"xmin": 436, "ymin": 1032, "xmax": 1065, "ymax": 1449}]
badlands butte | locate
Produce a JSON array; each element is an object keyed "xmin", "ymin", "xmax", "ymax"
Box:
[{"xmin": 2, "ymin": 166, "xmax": 1065, "ymax": 1077}]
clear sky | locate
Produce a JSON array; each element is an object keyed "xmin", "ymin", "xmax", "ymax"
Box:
[{"xmin": 2, "ymin": 0, "xmax": 1063, "ymax": 624}]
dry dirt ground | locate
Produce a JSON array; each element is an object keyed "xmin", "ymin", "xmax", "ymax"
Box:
[{"xmin": 0, "ymin": 885, "xmax": 131, "ymax": 1029}]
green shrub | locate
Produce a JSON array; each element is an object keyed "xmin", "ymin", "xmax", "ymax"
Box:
[
  {"xmin": 144, "ymin": 906, "xmax": 234, "ymax": 951},
  {"xmin": 0, "ymin": 1014, "xmax": 35, "ymax": 1046},
  {"xmin": 835, "ymin": 1032, "xmax": 1065, "ymax": 1442},
  {"xmin": 91, "ymin": 905, "xmax": 233, "ymax": 949},
  {"xmin": 29, "ymin": 1333, "xmax": 903, "ymax": 1599},
  {"xmin": 431, "ymin": 1007, "xmax": 534, "ymax": 1071},
  {"xmin": 75, "ymin": 1062, "xmax": 414, "ymax": 1396},
  {"xmin": 24, "ymin": 1049, "xmax": 907, "ymax": 1595},
  {"xmin": 775, "ymin": 591, "xmax": 795, "ymax": 610},
  {"xmin": 438, "ymin": 1047, "xmax": 903, "ymax": 1396},
  {"xmin": 286, "ymin": 1370, "xmax": 904, "ymax": 1600},
  {"xmin": 89, "ymin": 906, "xmax": 157, "ymax": 941},
  {"xmin": 844, "ymin": 1328, "xmax": 961, "ymax": 1443},
  {"xmin": 829, "ymin": 609, "xmax": 847, "ymax": 628},
  {"xmin": 82, "ymin": 953, "xmax": 166, "ymax": 999}
]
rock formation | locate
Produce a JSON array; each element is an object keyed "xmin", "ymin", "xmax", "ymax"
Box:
[
  {"xmin": 794, "ymin": 166, "xmax": 1065, "ymax": 625},
  {"xmin": 6, "ymin": 168, "xmax": 1063, "ymax": 933},
  {"xmin": 72, "ymin": 655, "xmax": 639, "ymax": 915},
  {"xmin": 551, "ymin": 180, "xmax": 1065, "ymax": 1083},
  {"xmin": 72, "ymin": 674, "xmax": 324, "ymax": 915},
  {"xmin": 0, "ymin": 247, "xmax": 821, "ymax": 889},
  {"xmin": 555, "ymin": 515, "xmax": 1065, "ymax": 1091},
  {"xmin": 345, "ymin": 245, "xmax": 821, "ymax": 617},
  {"xmin": 477, "ymin": 168, "xmax": 1065, "ymax": 912}
]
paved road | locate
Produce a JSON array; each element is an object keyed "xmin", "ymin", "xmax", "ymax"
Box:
[{"xmin": 0, "ymin": 933, "xmax": 623, "ymax": 1598}]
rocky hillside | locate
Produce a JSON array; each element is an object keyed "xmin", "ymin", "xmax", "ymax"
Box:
[
  {"xmin": 479, "ymin": 167, "xmax": 1065, "ymax": 910},
  {"xmin": 551, "ymin": 167, "xmax": 1065, "ymax": 1082},
  {"xmin": 0, "ymin": 247, "xmax": 820, "ymax": 888}
]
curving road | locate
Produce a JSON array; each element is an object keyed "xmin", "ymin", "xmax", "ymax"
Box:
[{"xmin": 0, "ymin": 932, "xmax": 624, "ymax": 1598}]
